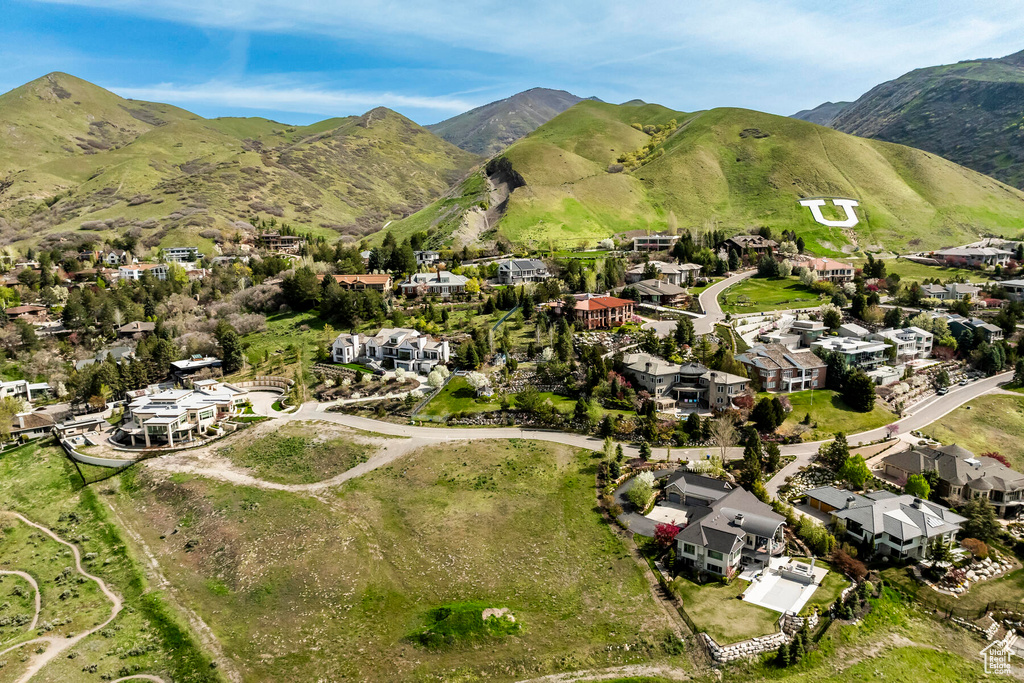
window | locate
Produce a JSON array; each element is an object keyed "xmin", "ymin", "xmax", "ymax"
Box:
[
  {"xmin": 683, "ymin": 543, "xmax": 695, "ymax": 555},
  {"xmin": 708, "ymin": 550, "xmax": 724, "ymax": 560},
  {"xmin": 767, "ymin": 382, "xmax": 775, "ymax": 389}
]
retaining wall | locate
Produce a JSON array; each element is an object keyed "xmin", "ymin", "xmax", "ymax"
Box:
[{"xmin": 60, "ymin": 439, "xmax": 136, "ymax": 468}]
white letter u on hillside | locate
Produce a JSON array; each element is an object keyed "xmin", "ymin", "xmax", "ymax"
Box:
[{"xmin": 799, "ymin": 198, "xmax": 860, "ymax": 228}]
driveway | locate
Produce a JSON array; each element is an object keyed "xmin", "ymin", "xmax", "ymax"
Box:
[
  {"xmin": 643, "ymin": 270, "xmax": 754, "ymax": 338},
  {"xmin": 611, "ymin": 468, "xmax": 679, "ymax": 537}
]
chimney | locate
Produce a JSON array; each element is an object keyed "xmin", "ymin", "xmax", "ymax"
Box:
[
  {"xmin": 845, "ymin": 495, "xmax": 857, "ymax": 509},
  {"xmin": 646, "ymin": 362, "xmax": 652, "ymax": 372},
  {"xmin": 912, "ymin": 498, "xmax": 924, "ymax": 508},
  {"xmin": 734, "ymin": 513, "xmax": 744, "ymax": 525}
]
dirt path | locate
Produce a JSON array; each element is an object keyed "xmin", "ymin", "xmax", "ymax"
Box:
[
  {"xmin": 516, "ymin": 664, "xmax": 690, "ymax": 682},
  {"xmin": 0, "ymin": 570, "xmax": 40, "ymax": 632},
  {"xmin": 0, "ymin": 511, "xmax": 124, "ymax": 683},
  {"xmin": 111, "ymin": 676, "xmax": 168, "ymax": 683}
]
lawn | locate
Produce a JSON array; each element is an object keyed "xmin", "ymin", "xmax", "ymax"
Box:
[
  {"xmin": 235, "ymin": 309, "xmax": 329, "ymax": 380},
  {"xmin": 850, "ymin": 257, "xmax": 978, "ymax": 286},
  {"xmin": 881, "ymin": 564, "xmax": 1024, "ymax": 615},
  {"xmin": 0, "ymin": 439, "xmax": 219, "ymax": 683},
  {"xmin": 671, "ymin": 576, "xmax": 779, "ymax": 644},
  {"xmin": 114, "ymin": 440, "xmax": 679, "ymax": 681},
  {"xmin": 795, "ymin": 561, "xmax": 849, "ymax": 616},
  {"xmin": 777, "ymin": 389, "xmax": 897, "ymax": 442},
  {"xmin": 920, "ymin": 394, "xmax": 1024, "ymax": 471},
  {"xmin": 720, "ymin": 276, "xmax": 824, "ymax": 314},
  {"xmin": 218, "ymin": 421, "xmax": 374, "ymax": 484}
]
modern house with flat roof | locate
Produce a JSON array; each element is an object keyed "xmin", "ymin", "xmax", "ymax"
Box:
[
  {"xmin": 119, "ymin": 263, "xmax": 169, "ymax": 281},
  {"xmin": 632, "ymin": 234, "xmax": 679, "ymax": 252},
  {"xmin": 625, "ymin": 261, "xmax": 702, "ymax": 286},
  {"xmin": 871, "ymin": 327, "xmax": 933, "ymax": 360},
  {"xmin": 163, "ymin": 247, "xmax": 200, "ymax": 262},
  {"xmin": 810, "ymin": 336, "xmax": 888, "ymax": 369},
  {"xmin": 622, "ymin": 353, "xmax": 748, "ymax": 410},
  {"xmin": 497, "ymin": 259, "xmax": 550, "ymax": 285},
  {"xmin": 803, "ymin": 487, "xmax": 964, "ymax": 560},
  {"xmin": 171, "ymin": 356, "xmax": 223, "ymax": 378},
  {"xmin": 674, "ymin": 483, "xmax": 785, "ymax": 578},
  {"xmin": 881, "ymin": 444, "xmax": 1024, "ymax": 517},
  {"xmin": 735, "ymin": 344, "xmax": 826, "ymax": 393},
  {"xmin": 414, "ymin": 250, "xmax": 441, "ymax": 266},
  {"xmin": 258, "ymin": 233, "xmax": 305, "ymax": 253},
  {"xmin": 119, "ymin": 380, "xmax": 248, "ymax": 448}
]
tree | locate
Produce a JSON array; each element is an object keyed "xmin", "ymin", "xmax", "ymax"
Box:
[
  {"xmin": 961, "ymin": 497, "xmax": 999, "ymax": 542},
  {"xmin": 214, "ymin": 321, "xmax": 244, "ymax": 374},
  {"xmin": 935, "ymin": 368, "xmax": 951, "ymax": 389},
  {"xmin": 765, "ymin": 442, "xmax": 781, "ymax": 473},
  {"xmin": 427, "ymin": 368, "xmax": 446, "ymax": 389},
  {"xmin": 842, "ymin": 369, "xmax": 876, "ymax": 412},
  {"xmin": 674, "ymin": 317, "xmax": 695, "ymax": 347},
  {"xmin": 710, "ymin": 416, "xmax": 737, "ymax": 463},
  {"xmin": 905, "ymin": 474, "xmax": 931, "ymax": 499},
  {"xmin": 818, "ymin": 432, "xmax": 850, "ymax": 471},
  {"xmin": 750, "ymin": 397, "xmax": 780, "ymax": 433},
  {"xmin": 883, "ymin": 306, "xmax": 903, "ymax": 329},
  {"xmin": 465, "ymin": 371, "xmax": 490, "ymax": 392},
  {"xmin": 654, "ymin": 522, "xmax": 681, "ymax": 548},
  {"xmin": 838, "ymin": 455, "xmax": 871, "ymax": 489},
  {"xmin": 821, "ymin": 305, "xmax": 842, "ymax": 330},
  {"xmin": 627, "ymin": 472, "xmax": 655, "ymax": 510}
]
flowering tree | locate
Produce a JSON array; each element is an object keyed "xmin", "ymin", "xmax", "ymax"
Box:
[
  {"xmin": 654, "ymin": 522, "xmax": 681, "ymax": 548},
  {"xmin": 982, "ymin": 451, "xmax": 1012, "ymax": 468},
  {"xmin": 886, "ymin": 423, "xmax": 900, "ymax": 439},
  {"xmin": 466, "ymin": 371, "xmax": 491, "ymax": 392}
]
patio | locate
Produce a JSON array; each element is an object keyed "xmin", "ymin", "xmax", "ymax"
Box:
[{"xmin": 742, "ymin": 556, "xmax": 831, "ymax": 615}]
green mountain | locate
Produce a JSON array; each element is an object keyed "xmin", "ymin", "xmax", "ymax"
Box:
[
  {"xmin": 0, "ymin": 73, "xmax": 479, "ymax": 251},
  {"xmin": 791, "ymin": 101, "xmax": 851, "ymax": 127},
  {"xmin": 427, "ymin": 88, "xmax": 585, "ymax": 156},
  {"xmin": 823, "ymin": 50, "xmax": 1024, "ymax": 189},
  {"xmin": 390, "ymin": 100, "xmax": 1024, "ymax": 254}
]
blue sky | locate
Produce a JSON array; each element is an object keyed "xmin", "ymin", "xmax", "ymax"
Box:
[{"xmin": 3, "ymin": 0, "xmax": 1024, "ymax": 125}]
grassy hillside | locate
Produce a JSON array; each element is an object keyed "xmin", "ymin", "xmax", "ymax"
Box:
[
  {"xmin": 427, "ymin": 87, "xmax": 584, "ymax": 156},
  {"xmin": 830, "ymin": 49, "xmax": 1024, "ymax": 189},
  {"xmin": 471, "ymin": 100, "xmax": 1024, "ymax": 253},
  {"xmin": 0, "ymin": 73, "xmax": 479, "ymax": 252}
]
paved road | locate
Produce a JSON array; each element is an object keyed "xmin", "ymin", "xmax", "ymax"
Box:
[{"xmin": 643, "ymin": 269, "xmax": 754, "ymax": 338}]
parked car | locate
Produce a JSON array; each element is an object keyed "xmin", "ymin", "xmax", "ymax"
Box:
[
  {"xmin": 959, "ymin": 379, "xmax": 969, "ymax": 386},
  {"xmin": 937, "ymin": 387, "xmax": 949, "ymax": 395}
]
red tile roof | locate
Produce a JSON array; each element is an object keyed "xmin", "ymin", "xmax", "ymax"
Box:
[{"xmin": 574, "ymin": 296, "xmax": 633, "ymax": 311}]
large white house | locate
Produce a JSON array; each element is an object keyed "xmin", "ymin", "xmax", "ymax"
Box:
[
  {"xmin": 332, "ymin": 328, "xmax": 449, "ymax": 374},
  {"xmin": 810, "ymin": 336, "xmax": 888, "ymax": 369},
  {"xmin": 119, "ymin": 263, "xmax": 169, "ymax": 281},
  {"xmin": 400, "ymin": 271, "xmax": 468, "ymax": 297},
  {"xmin": 497, "ymin": 259, "xmax": 549, "ymax": 285},
  {"xmin": 625, "ymin": 261, "xmax": 702, "ymax": 286},
  {"xmin": 119, "ymin": 380, "xmax": 248, "ymax": 448},
  {"xmin": 871, "ymin": 327, "xmax": 933, "ymax": 360}
]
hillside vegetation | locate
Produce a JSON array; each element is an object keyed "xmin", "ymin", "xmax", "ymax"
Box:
[
  {"xmin": 421, "ymin": 100, "xmax": 1024, "ymax": 253},
  {"xmin": 0, "ymin": 73, "xmax": 479, "ymax": 251},
  {"xmin": 827, "ymin": 49, "xmax": 1024, "ymax": 189}
]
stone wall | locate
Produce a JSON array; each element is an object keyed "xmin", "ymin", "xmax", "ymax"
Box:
[
  {"xmin": 951, "ymin": 614, "xmax": 1000, "ymax": 640},
  {"xmin": 702, "ymin": 630, "xmax": 788, "ymax": 663},
  {"xmin": 780, "ymin": 610, "xmax": 819, "ymax": 635}
]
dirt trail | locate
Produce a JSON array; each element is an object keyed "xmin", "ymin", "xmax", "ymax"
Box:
[
  {"xmin": 452, "ymin": 172, "xmax": 511, "ymax": 246},
  {"xmin": 0, "ymin": 512, "xmax": 124, "ymax": 683},
  {"xmin": 0, "ymin": 570, "xmax": 40, "ymax": 632},
  {"xmin": 516, "ymin": 664, "xmax": 690, "ymax": 682}
]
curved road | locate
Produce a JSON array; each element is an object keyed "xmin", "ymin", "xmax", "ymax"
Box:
[{"xmin": 643, "ymin": 269, "xmax": 754, "ymax": 337}]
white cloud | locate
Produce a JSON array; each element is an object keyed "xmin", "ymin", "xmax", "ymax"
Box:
[{"xmin": 111, "ymin": 80, "xmax": 477, "ymax": 115}]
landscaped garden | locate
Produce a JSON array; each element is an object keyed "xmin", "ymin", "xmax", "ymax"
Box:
[{"xmin": 720, "ymin": 276, "xmax": 824, "ymax": 314}]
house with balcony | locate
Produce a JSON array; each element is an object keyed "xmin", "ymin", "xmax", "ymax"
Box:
[
  {"xmin": 803, "ymin": 487, "xmax": 964, "ymax": 560},
  {"xmin": 881, "ymin": 444, "xmax": 1024, "ymax": 518},
  {"xmin": 119, "ymin": 380, "xmax": 248, "ymax": 448},
  {"xmin": 317, "ymin": 273, "xmax": 394, "ymax": 294},
  {"xmin": 622, "ymin": 353, "xmax": 748, "ymax": 410},
  {"xmin": 163, "ymin": 246, "xmax": 200, "ymax": 263},
  {"xmin": 414, "ymin": 250, "xmax": 441, "ymax": 266},
  {"xmin": 4, "ymin": 305, "xmax": 49, "ymax": 324},
  {"xmin": 871, "ymin": 327, "xmax": 933, "ymax": 360},
  {"xmin": 119, "ymin": 263, "xmax": 169, "ymax": 281},
  {"xmin": 632, "ymin": 234, "xmax": 679, "ymax": 252},
  {"xmin": 332, "ymin": 328, "xmax": 449, "ymax": 374},
  {"xmin": 998, "ymin": 279, "xmax": 1024, "ymax": 302},
  {"xmin": 921, "ymin": 282, "xmax": 981, "ymax": 301},
  {"xmin": 572, "ymin": 295, "xmax": 634, "ymax": 329},
  {"xmin": 616, "ymin": 279, "xmax": 686, "ymax": 306},
  {"xmin": 400, "ymin": 271, "xmax": 468, "ymax": 297},
  {"xmin": 258, "ymin": 233, "xmax": 305, "ymax": 253},
  {"xmin": 497, "ymin": 259, "xmax": 549, "ymax": 285},
  {"xmin": 674, "ymin": 483, "xmax": 786, "ymax": 578},
  {"xmin": 625, "ymin": 261, "xmax": 702, "ymax": 286},
  {"xmin": 735, "ymin": 344, "xmax": 826, "ymax": 393},
  {"xmin": 807, "ymin": 257, "xmax": 854, "ymax": 283},
  {"xmin": 720, "ymin": 234, "xmax": 777, "ymax": 256},
  {"xmin": 934, "ymin": 246, "xmax": 1013, "ymax": 268},
  {"xmin": 811, "ymin": 336, "xmax": 888, "ymax": 369},
  {"xmin": 101, "ymin": 249, "xmax": 135, "ymax": 266}
]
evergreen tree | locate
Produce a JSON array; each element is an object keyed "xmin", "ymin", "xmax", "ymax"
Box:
[{"xmin": 214, "ymin": 321, "xmax": 244, "ymax": 374}]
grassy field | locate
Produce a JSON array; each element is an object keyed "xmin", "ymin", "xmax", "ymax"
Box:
[
  {"xmin": 797, "ymin": 561, "xmax": 848, "ymax": 617},
  {"xmin": 115, "ymin": 440, "xmax": 681, "ymax": 681},
  {"xmin": 850, "ymin": 257, "xmax": 978, "ymax": 285},
  {"xmin": 776, "ymin": 389, "xmax": 897, "ymax": 442},
  {"xmin": 920, "ymin": 394, "xmax": 1024, "ymax": 470},
  {"xmin": 721, "ymin": 276, "xmax": 824, "ymax": 314},
  {"xmin": 235, "ymin": 310, "xmax": 329, "ymax": 380},
  {"xmin": 0, "ymin": 440, "xmax": 219, "ymax": 683},
  {"xmin": 881, "ymin": 564, "xmax": 1024, "ymax": 615},
  {"xmin": 671, "ymin": 577, "xmax": 779, "ymax": 644},
  {"xmin": 217, "ymin": 421, "xmax": 374, "ymax": 484}
]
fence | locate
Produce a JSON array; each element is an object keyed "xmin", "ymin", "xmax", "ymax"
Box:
[
  {"xmin": 409, "ymin": 370, "xmax": 464, "ymax": 416},
  {"xmin": 491, "ymin": 306, "xmax": 520, "ymax": 331}
]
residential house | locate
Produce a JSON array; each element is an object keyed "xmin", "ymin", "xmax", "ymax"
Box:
[
  {"xmin": 734, "ymin": 344, "xmax": 826, "ymax": 392},
  {"xmin": 807, "ymin": 257, "xmax": 855, "ymax": 283},
  {"xmin": 720, "ymin": 235, "xmax": 778, "ymax": 256},
  {"xmin": 119, "ymin": 263, "xmax": 169, "ymax": 281},
  {"xmin": 623, "ymin": 353, "xmax": 748, "ymax": 410},
  {"xmin": 625, "ymin": 261, "xmax": 702, "ymax": 286},
  {"xmin": 617, "ymin": 279, "xmax": 687, "ymax": 306},
  {"xmin": 7, "ymin": 411, "xmax": 55, "ymax": 442},
  {"xmin": 331, "ymin": 328, "xmax": 449, "ymax": 374},
  {"xmin": 921, "ymin": 282, "xmax": 981, "ymax": 301},
  {"xmin": 572, "ymin": 295, "xmax": 634, "ymax": 329},
  {"xmin": 810, "ymin": 336, "xmax": 888, "ymax": 369},
  {"xmin": 881, "ymin": 444, "xmax": 1024, "ymax": 517},
  {"xmin": 186, "ymin": 268, "xmax": 209, "ymax": 282},
  {"xmin": 664, "ymin": 471, "xmax": 735, "ymax": 507},
  {"xmin": 0, "ymin": 379, "xmax": 51, "ymax": 403},
  {"xmin": 118, "ymin": 321, "xmax": 156, "ymax": 337},
  {"xmin": 400, "ymin": 271, "xmax": 468, "ymax": 297},
  {"xmin": 997, "ymin": 279, "xmax": 1024, "ymax": 302},
  {"xmin": 866, "ymin": 365, "xmax": 904, "ymax": 386},
  {"xmin": 54, "ymin": 415, "xmax": 108, "ymax": 439},
  {"xmin": 497, "ymin": 259, "xmax": 550, "ymax": 285},
  {"xmin": 674, "ymin": 484, "xmax": 785, "ymax": 577},
  {"xmin": 4, "ymin": 305, "xmax": 49, "ymax": 324},
  {"xmin": 632, "ymin": 234, "xmax": 680, "ymax": 252},
  {"xmin": 942, "ymin": 314, "xmax": 1004, "ymax": 343},
  {"xmin": 120, "ymin": 380, "xmax": 248, "ymax": 448},
  {"xmin": 163, "ymin": 247, "xmax": 200, "ymax": 263},
  {"xmin": 170, "ymin": 356, "xmax": 223, "ymax": 379},
  {"xmin": 75, "ymin": 346, "xmax": 136, "ymax": 371},
  {"xmin": 317, "ymin": 273, "xmax": 394, "ymax": 294},
  {"xmin": 761, "ymin": 320, "xmax": 827, "ymax": 350},
  {"xmin": 414, "ymin": 250, "xmax": 441, "ymax": 266},
  {"xmin": 934, "ymin": 246, "xmax": 1013, "ymax": 268},
  {"xmin": 838, "ymin": 322, "xmax": 870, "ymax": 339},
  {"xmin": 871, "ymin": 327, "xmax": 933, "ymax": 360},
  {"xmin": 258, "ymin": 233, "xmax": 305, "ymax": 253},
  {"xmin": 101, "ymin": 249, "xmax": 135, "ymax": 267},
  {"xmin": 803, "ymin": 487, "xmax": 964, "ymax": 560}
]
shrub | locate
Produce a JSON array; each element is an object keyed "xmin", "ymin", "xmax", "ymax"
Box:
[{"xmin": 962, "ymin": 538, "xmax": 989, "ymax": 559}]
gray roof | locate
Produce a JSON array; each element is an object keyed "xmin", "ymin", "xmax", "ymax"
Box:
[
  {"xmin": 676, "ymin": 487, "xmax": 784, "ymax": 555},
  {"xmin": 803, "ymin": 486, "xmax": 870, "ymax": 510},
  {"xmin": 833, "ymin": 493, "xmax": 965, "ymax": 542},
  {"xmin": 499, "ymin": 259, "xmax": 546, "ymax": 272},
  {"xmin": 621, "ymin": 279, "xmax": 687, "ymax": 297},
  {"xmin": 735, "ymin": 344, "xmax": 825, "ymax": 373},
  {"xmin": 664, "ymin": 471, "xmax": 733, "ymax": 502}
]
